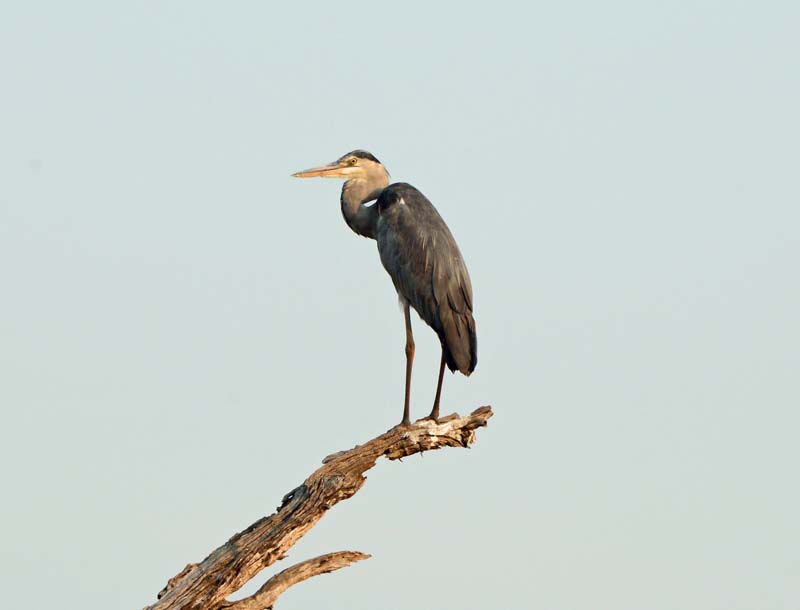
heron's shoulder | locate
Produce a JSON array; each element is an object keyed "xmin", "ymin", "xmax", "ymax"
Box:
[{"xmin": 377, "ymin": 182, "xmax": 431, "ymax": 212}]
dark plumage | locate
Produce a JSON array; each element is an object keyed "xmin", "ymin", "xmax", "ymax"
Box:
[{"xmin": 376, "ymin": 183, "xmax": 477, "ymax": 375}]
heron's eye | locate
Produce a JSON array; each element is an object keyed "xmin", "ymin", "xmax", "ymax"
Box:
[{"xmin": 348, "ymin": 157, "xmax": 358, "ymax": 166}]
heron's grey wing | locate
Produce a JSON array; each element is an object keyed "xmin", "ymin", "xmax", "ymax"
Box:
[
  {"xmin": 376, "ymin": 184, "xmax": 477, "ymax": 374},
  {"xmin": 429, "ymin": 230, "xmax": 477, "ymax": 375}
]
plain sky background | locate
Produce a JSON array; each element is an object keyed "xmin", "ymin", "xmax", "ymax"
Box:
[{"xmin": 1, "ymin": 2, "xmax": 799, "ymax": 609}]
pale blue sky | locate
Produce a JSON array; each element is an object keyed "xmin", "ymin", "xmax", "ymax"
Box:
[{"xmin": 1, "ymin": 2, "xmax": 799, "ymax": 609}]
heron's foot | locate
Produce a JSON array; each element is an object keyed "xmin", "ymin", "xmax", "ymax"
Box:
[
  {"xmin": 389, "ymin": 417, "xmax": 412, "ymax": 433},
  {"xmin": 426, "ymin": 405, "xmax": 440, "ymax": 422}
]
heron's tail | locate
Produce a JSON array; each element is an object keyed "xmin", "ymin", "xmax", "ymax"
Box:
[{"xmin": 442, "ymin": 311, "xmax": 477, "ymax": 376}]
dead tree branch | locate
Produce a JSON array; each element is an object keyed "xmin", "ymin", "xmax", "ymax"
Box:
[{"xmin": 143, "ymin": 406, "xmax": 493, "ymax": 610}]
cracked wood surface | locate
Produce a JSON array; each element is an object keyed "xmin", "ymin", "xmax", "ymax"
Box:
[
  {"xmin": 143, "ymin": 406, "xmax": 493, "ymax": 610},
  {"xmin": 220, "ymin": 551, "xmax": 370, "ymax": 610}
]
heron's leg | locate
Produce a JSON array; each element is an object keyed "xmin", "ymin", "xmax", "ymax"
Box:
[
  {"xmin": 402, "ymin": 302, "xmax": 414, "ymax": 426},
  {"xmin": 429, "ymin": 349, "xmax": 446, "ymax": 421}
]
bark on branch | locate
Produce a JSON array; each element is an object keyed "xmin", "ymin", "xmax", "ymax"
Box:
[{"xmin": 143, "ymin": 406, "xmax": 493, "ymax": 610}]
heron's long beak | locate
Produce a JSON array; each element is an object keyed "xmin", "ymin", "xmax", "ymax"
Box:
[{"xmin": 291, "ymin": 162, "xmax": 350, "ymax": 179}]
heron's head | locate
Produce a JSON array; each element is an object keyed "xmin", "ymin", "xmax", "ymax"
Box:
[{"xmin": 292, "ymin": 150, "xmax": 390, "ymax": 186}]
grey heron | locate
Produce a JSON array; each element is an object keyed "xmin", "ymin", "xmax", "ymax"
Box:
[{"xmin": 292, "ymin": 150, "xmax": 477, "ymax": 426}]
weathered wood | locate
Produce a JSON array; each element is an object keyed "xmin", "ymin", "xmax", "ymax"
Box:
[
  {"xmin": 143, "ymin": 406, "xmax": 492, "ymax": 610},
  {"xmin": 220, "ymin": 551, "xmax": 370, "ymax": 610}
]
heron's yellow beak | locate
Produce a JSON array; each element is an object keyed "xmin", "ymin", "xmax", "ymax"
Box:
[{"xmin": 291, "ymin": 162, "xmax": 353, "ymax": 179}]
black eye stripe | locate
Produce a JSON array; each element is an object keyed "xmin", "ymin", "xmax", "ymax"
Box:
[{"xmin": 337, "ymin": 150, "xmax": 381, "ymax": 164}]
